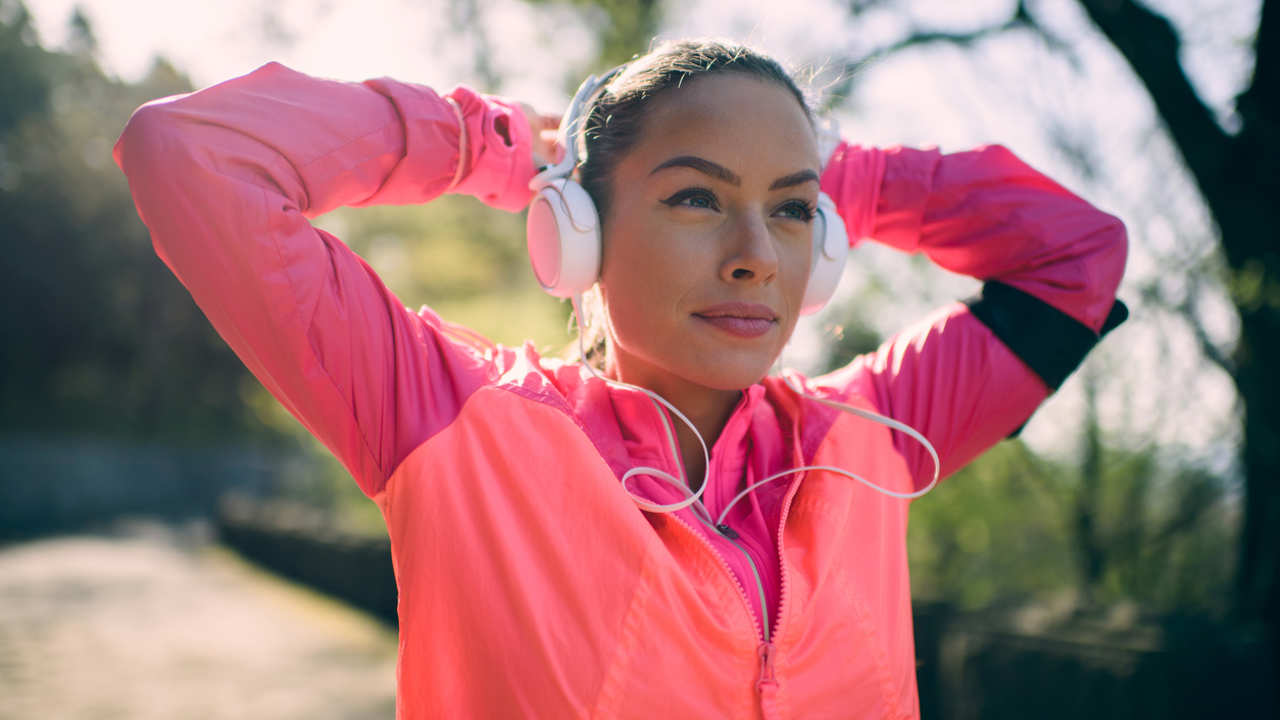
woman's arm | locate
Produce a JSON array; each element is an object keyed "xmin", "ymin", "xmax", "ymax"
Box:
[
  {"xmin": 817, "ymin": 143, "xmax": 1128, "ymax": 487},
  {"xmin": 113, "ymin": 61, "xmax": 536, "ymax": 497}
]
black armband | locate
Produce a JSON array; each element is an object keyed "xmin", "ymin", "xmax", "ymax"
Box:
[{"xmin": 965, "ymin": 280, "xmax": 1128, "ymax": 391}]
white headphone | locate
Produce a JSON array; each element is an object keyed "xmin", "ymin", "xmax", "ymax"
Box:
[{"xmin": 525, "ymin": 71, "xmax": 849, "ymax": 315}]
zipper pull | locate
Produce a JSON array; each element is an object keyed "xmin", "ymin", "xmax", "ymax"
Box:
[
  {"xmin": 756, "ymin": 642, "xmax": 777, "ymax": 691},
  {"xmin": 716, "ymin": 523, "xmax": 740, "ymax": 539}
]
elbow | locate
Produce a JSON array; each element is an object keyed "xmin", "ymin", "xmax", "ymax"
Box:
[
  {"xmin": 114, "ymin": 99, "xmax": 214, "ymax": 229},
  {"xmin": 1023, "ymin": 209, "xmax": 1129, "ymax": 333},
  {"xmin": 1092, "ymin": 212, "xmax": 1129, "ymax": 300},
  {"xmin": 114, "ymin": 101, "xmax": 185, "ymax": 177},
  {"xmin": 1068, "ymin": 212, "xmax": 1129, "ymax": 334},
  {"xmin": 113, "ymin": 100, "xmax": 213, "ymax": 252}
]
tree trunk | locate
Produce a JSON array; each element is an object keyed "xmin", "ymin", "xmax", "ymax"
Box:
[{"xmin": 1076, "ymin": 0, "xmax": 1280, "ymax": 686}]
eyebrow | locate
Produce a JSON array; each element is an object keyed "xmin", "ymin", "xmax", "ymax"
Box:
[
  {"xmin": 769, "ymin": 169, "xmax": 821, "ymax": 190},
  {"xmin": 650, "ymin": 155, "xmax": 819, "ymax": 190}
]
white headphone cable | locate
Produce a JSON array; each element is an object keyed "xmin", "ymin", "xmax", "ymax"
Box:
[
  {"xmin": 571, "ymin": 294, "xmax": 715, "ymax": 517},
  {"xmin": 714, "ymin": 375, "xmax": 940, "ymax": 528},
  {"xmin": 570, "ymin": 295, "xmax": 940, "ymax": 521}
]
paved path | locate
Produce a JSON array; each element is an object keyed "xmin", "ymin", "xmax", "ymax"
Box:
[{"xmin": 0, "ymin": 519, "xmax": 397, "ymax": 719}]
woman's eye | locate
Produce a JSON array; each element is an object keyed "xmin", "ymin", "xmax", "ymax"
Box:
[
  {"xmin": 777, "ymin": 200, "xmax": 817, "ymax": 222},
  {"xmin": 662, "ymin": 189, "xmax": 719, "ymax": 211}
]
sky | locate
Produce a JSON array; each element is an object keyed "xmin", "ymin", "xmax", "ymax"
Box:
[{"xmin": 24, "ymin": 0, "xmax": 1261, "ymax": 467}]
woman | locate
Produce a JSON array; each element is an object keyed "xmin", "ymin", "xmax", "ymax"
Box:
[{"xmin": 115, "ymin": 39, "xmax": 1127, "ymax": 719}]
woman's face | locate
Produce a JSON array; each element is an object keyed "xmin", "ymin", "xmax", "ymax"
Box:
[{"xmin": 598, "ymin": 73, "xmax": 821, "ymax": 393}]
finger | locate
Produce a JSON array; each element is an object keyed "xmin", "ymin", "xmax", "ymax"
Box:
[{"xmin": 538, "ymin": 133, "xmax": 566, "ymax": 164}]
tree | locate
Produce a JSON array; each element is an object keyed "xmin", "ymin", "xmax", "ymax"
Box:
[
  {"xmin": 1075, "ymin": 0, "xmax": 1277, "ymax": 661},
  {"xmin": 821, "ymin": 0, "xmax": 1276, "ymax": 670},
  {"xmin": 525, "ymin": 0, "xmax": 662, "ymax": 68},
  {"xmin": 0, "ymin": 3, "xmax": 268, "ymax": 442}
]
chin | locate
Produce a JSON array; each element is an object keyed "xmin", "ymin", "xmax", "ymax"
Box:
[
  {"xmin": 608, "ymin": 329, "xmax": 783, "ymax": 393},
  {"xmin": 679, "ymin": 354, "xmax": 776, "ymax": 391}
]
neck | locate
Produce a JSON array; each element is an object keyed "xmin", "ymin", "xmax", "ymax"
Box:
[
  {"xmin": 610, "ymin": 362, "xmax": 741, "ymax": 491},
  {"xmin": 669, "ymin": 388, "xmax": 740, "ymax": 492}
]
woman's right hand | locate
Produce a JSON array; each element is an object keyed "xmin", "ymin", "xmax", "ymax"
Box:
[{"xmin": 520, "ymin": 103, "xmax": 565, "ymax": 169}]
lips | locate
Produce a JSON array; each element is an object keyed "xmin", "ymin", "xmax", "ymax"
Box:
[{"xmin": 692, "ymin": 303, "xmax": 779, "ymax": 338}]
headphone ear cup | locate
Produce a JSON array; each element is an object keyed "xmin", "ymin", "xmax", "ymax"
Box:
[
  {"xmin": 526, "ymin": 178, "xmax": 602, "ymax": 298},
  {"xmin": 800, "ymin": 192, "xmax": 849, "ymax": 316}
]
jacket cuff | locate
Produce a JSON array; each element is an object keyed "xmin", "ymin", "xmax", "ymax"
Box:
[
  {"xmin": 966, "ymin": 280, "xmax": 1129, "ymax": 391},
  {"xmin": 445, "ymin": 86, "xmax": 535, "ymax": 212}
]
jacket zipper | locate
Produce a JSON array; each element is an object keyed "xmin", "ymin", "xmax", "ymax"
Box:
[
  {"xmin": 664, "ymin": 512, "xmax": 764, "ymax": 640},
  {"xmin": 772, "ymin": 470, "xmax": 803, "ymax": 655},
  {"xmin": 756, "ymin": 641, "xmax": 778, "ymax": 691},
  {"xmin": 663, "ymin": 409, "xmax": 769, "ymax": 644},
  {"xmin": 657, "ymin": 401, "xmax": 792, "ymax": 705},
  {"xmin": 706, "ymin": 422, "xmax": 772, "ymax": 643},
  {"xmin": 679, "ymin": 471, "xmax": 806, "ymax": 706},
  {"xmin": 715, "ymin": 525, "xmax": 772, "ymax": 642},
  {"xmin": 666, "ymin": 511, "xmax": 784, "ymax": 710},
  {"xmin": 755, "ymin": 470, "xmax": 804, "ymax": 706}
]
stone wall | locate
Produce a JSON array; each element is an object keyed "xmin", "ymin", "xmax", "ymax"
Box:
[
  {"xmin": 0, "ymin": 434, "xmax": 284, "ymax": 538},
  {"xmin": 215, "ymin": 494, "xmax": 397, "ymax": 624}
]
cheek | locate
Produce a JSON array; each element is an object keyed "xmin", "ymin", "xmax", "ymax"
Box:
[
  {"xmin": 782, "ymin": 235, "xmax": 814, "ymax": 301},
  {"xmin": 599, "ymin": 227, "xmax": 668, "ymax": 333},
  {"xmin": 602, "ymin": 217, "xmax": 707, "ymax": 298}
]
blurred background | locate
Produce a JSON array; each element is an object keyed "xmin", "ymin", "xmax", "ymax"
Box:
[{"xmin": 0, "ymin": 0, "xmax": 1274, "ymax": 717}]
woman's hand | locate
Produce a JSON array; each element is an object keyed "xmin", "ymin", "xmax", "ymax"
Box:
[{"xmin": 520, "ymin": 103, "xmax": 564, "ymax": 169}]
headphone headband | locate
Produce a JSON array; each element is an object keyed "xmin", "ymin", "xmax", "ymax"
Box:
[{"xmin": 529, "ymin": 67, "xmax": 624, "ymax": 191}]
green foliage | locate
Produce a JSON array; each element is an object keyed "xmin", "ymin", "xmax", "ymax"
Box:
[
  {"xmin": 0, "ymin": 1, "xmax": 48, "ymax": 134},
  {"xmin": 314, "ymin": 197, "xmax": 569, "ymax": 350},
  {"xmin": 909, "ymin": 440, "xmax": 1076, "ymax": 609},
  {"xmin": 0, "ymin": 2, "xmax": 569, "ymax": 452},
  {"xmin": 1088, "ymin": 451, "xmax": 1237, "ymax": 614},
  {"xmin": 524, "ymin": 0, "xmax": 661, "ymax": 69},
  {"xmin": 909, "ymin": 439, "xmax": 1236, "ymax": 615},
  {"xmin": 0, "ymin": 5, "xmax": 274, "ymax": 443}
]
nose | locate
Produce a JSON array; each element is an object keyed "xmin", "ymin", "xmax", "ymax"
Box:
[{"xmin": 720, "ymin": 212, "xmax": 779, "ymax": 285}]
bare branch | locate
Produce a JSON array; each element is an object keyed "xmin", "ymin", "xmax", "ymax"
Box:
[
  {"xmin": 842, "ymin": 14, "xmax": 1022, "ymax": 74},
  {"xmin": 1136, "ymin": 276, "xmax": 1237, "ymax": 376},
  {"xmin": 1237, "ymin": 0, "xmax": 1276, "ymax": 126},
  {"xmin": 1075, "ymin": 0, "xmax": 1233, "ymax": 209},
  {"xmin": 825, "ymin": 1, "xmax": 1079, "ymax": 111},
  {"xmin": 1183, "ymin": 299, "xmax": 1238, "ymax": 376},
  {"xmin": 841, "ymin": 0, "xmax": 896, "ymax": 16}
]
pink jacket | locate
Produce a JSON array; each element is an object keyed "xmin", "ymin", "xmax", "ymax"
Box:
[{"xmin": 114, "ymin": 62, "xmax": 1127, "ymax": 719}]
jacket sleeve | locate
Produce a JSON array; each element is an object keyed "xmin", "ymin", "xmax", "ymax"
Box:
[
  {"xmin": 817, "ymin": 143, "xmax": 1128, "ymax": 487},
  {"xmin": 113, "ymin": 61, "xmax": 537, "ymax": 497}
]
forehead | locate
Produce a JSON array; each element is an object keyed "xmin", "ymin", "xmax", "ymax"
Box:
[{"xmin": 625, "ymin": 73, "xmax": 820, "ymax": 177}]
